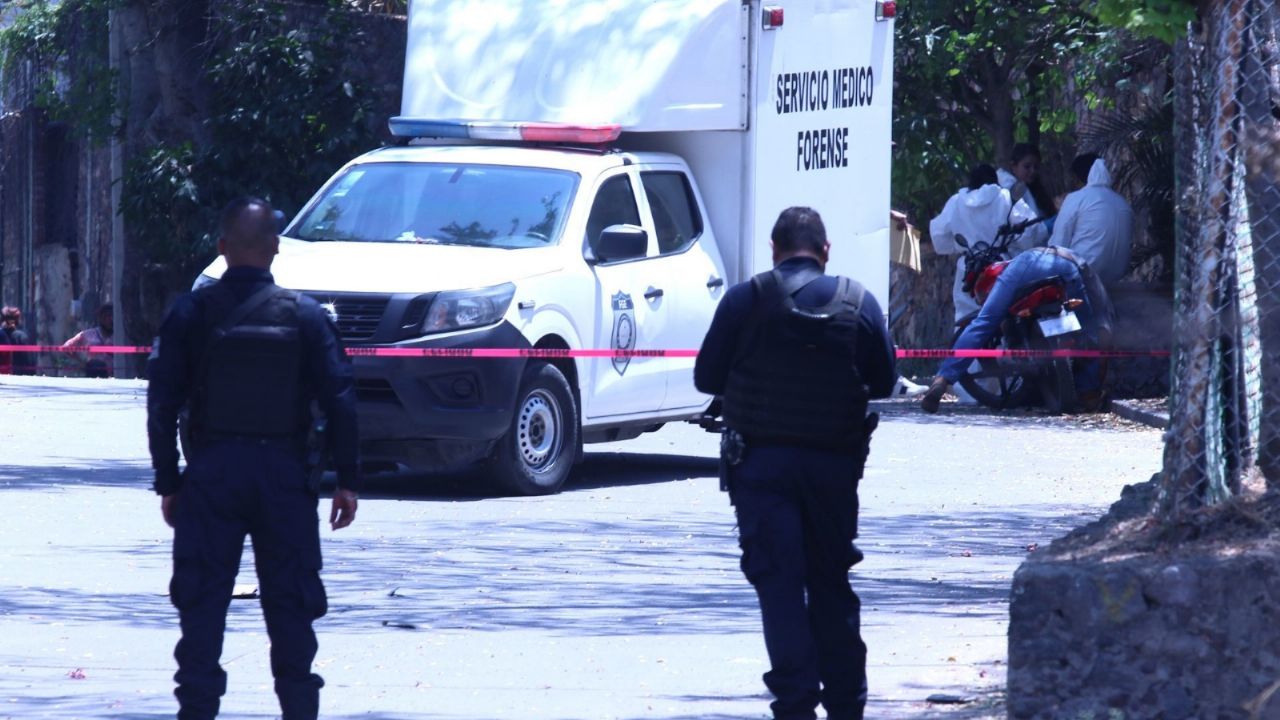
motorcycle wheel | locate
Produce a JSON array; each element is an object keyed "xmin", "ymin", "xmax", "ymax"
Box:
[
  {"xmin": 951, "ymin": 327, "xmax": 1036, "ymax": 410},
  {"xmin": 1038, "ymin": 357, "xmax": 1077, "ymax": 414}
]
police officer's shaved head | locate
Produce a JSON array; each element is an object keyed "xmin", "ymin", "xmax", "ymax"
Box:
[
  {"xmin": 218, "ymin": 196, "xmax": 279, "ymax": 268},
  {"xmin": 771, "ymin": 206, "xmax": 828, "ymax": 257}
]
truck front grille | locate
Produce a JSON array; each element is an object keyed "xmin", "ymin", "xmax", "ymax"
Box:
[{"xmin": 305, "ymin": 294, "xmax": 389, "ymax": 342}]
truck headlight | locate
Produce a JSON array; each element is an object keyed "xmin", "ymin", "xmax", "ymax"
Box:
[{"xmin": 422, "ymin": 283, "xmax": 516, "ymax": 334}]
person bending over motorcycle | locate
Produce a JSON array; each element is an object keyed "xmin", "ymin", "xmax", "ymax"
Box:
[{"xmin": 920, "ymin": 246, "xmax": 1111, "ymax": 414}]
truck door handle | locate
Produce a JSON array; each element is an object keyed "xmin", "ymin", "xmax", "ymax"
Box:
[
  {"xmin": 706, "ymin": 276, "xmax": 724, "ymax": 288},
  {"xmin": 644, "ymin": 287, "xmax": 664, "ymax": 300}
]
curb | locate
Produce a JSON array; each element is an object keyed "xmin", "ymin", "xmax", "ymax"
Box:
[{"xmin": 1109, "ymin": 399, "xmax": 1169, "ymax": 430}]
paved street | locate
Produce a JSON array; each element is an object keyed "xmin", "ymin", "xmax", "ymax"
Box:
[{"xmin": 0, "ymin": 376, "xmax": 1163, "ymax": 719}]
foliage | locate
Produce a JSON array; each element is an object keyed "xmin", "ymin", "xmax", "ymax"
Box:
[
  {"xmin": 892, "ymin": 0, "xmax": 1106, "ymax": 223},
  {"xmin": 0, "ymin": 0, "xmax": 117, "ymax": 141},
  {"xmin": 1081, "ymin": 98, "xmax": 1174, "ymax": 214},
  {"xmin": 891, "ymin": 0, "xmax": 1181, "ymax": 235},
  {"xmin": 201, "ymin": 1, "xmax": 377, "ymax": 218},
  {"xmin": 120, "ymin": 143, "xmax": 209, "ymax": 267},
  {"xmin": 119, "ymin": 0, "xmax": 380, "ymax": 276},
  {"xmin": 341, "ymin": 0, "xmax": 406, "ymax": 12},
  {"xmin": 1080, "ymin": 96, "xmax": 1175, "ymax": 273},
  {"xmin": 1093, "ymin": 0, "xmax": 1196, "ymax": 44}
]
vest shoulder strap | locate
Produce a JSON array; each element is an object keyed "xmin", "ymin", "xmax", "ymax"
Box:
[
  {"xmin": 214, "ymin": 284, "xmax": 294, "ymax": 335},
  {"xmin": 834, "ymin": 276, "xmax": 866, "ymax": 317}
]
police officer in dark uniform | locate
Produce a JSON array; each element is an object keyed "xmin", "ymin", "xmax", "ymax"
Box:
[
  {"xmin": 695, "ymin": 206, "xmax": 896, "ymax": 720},
  {"xmin": 147, "ymin": 197, "xmax": 361, "ymax": 720}
]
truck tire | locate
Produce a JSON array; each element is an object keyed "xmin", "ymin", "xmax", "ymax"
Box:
[{"xmin": 486, "ymin": 361, "xmax": 579, "ymax": 495}]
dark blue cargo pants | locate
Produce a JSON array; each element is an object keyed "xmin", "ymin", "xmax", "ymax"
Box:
[
  {"xmin": 729, "ymin": 444, "xmax": 868, "ymax": 720},
  {"xmin": 169, "ymin": 440, "xmax": 328, "ymax": 720}
]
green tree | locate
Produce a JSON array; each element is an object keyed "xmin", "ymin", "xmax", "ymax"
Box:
[
  {"xmin": 892, "ymin": 1, "xmax": 1105, "ymax": 220},
  {"xmin": 0, "ymin": 0, "xmax": 116, "ymax": 141},
  {"xmin": 1093, "ymin": 0, "xmax": 1196, "ymax": 43},
  {"xmin": 120, "ymin": 1, "xmax": 379, "ymax": 278}
]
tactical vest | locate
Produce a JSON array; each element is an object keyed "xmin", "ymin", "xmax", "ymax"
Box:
[
  {"xmin": 193, "ymin": 283, "xmax": 305, "ymax": 439},
  {"xmin": 721, "ymin": 269, "xmax": 869, "ymax": 450}
]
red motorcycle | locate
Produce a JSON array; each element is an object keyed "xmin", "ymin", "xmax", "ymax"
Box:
[{"xmin": 951, "ymin": 222, "xmax": 1088, "ymax": 414}]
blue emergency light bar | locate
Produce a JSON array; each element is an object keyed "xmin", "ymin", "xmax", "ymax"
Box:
[{"xmin": 389, "ymin": 117, "xmax": 622, "ymax": 144}]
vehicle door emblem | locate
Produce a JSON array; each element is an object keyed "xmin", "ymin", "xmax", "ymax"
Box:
[{"xmin": 611, "ymin": 291, "xmax": 635, "ymax": 376}]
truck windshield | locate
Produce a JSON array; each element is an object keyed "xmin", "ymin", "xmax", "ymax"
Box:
[{"xmin": 291, "ymin": 162, "xmax": 579, "ymax": 248}]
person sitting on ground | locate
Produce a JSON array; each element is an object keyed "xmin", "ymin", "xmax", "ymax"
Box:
[
  {"xmin": 1049, "ymin": 153, "xmax": 1134, "ymax": 285},
  {"xmin": 63, "ymin": 303, "xmax": 114, "ymax": 378},
  {"xmin": 1, "ymin": 306, "xmax": 36, "ymax": 375}
]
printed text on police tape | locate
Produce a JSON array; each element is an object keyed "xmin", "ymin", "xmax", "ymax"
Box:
[{"xmin": 3, "ymin": 345, "xmax": 1171, "ymax": 360}]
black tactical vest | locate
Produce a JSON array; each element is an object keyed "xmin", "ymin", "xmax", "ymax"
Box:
[
  {"xmin": 721, "ymin": 269, "xmax": 869, "ymax": 451},
  {"xmin": 193, "ymin": 283, "xmax": 305, "ymax": 439}
]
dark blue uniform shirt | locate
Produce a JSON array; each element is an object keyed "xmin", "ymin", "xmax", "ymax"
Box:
[
  {"xmin": 147, "ymin": 266, "xmax": 361, "ymax": 495},
  {"xmin": 694, "ymin": 256, "xmax": 898, "ymax": 400}
]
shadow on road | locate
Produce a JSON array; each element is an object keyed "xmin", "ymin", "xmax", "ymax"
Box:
[
  {"xmin": 315, "ymin": 503, "xmax": 1099, "ymax": 640},
  {"xmin": 572, "ymin": 451, "xmax": 717, "ymax": 490},
  {"xmin": 872, "ymin": 684, "xmax": 1006, "ymax": 719},
  {"xmin": 352, "ymin": 450, "xmax": 717, "ymax": 501},
  {"xmin": 0, "ymin": 451, "xmax": 713, "ymax": 498},
  {"xmin": 858, "ymin": 506, "xmax": 1105, "ymax": 614},
  {"xmin": 0, "ymin": 459, "xmax": 150, "ymax": 490}
]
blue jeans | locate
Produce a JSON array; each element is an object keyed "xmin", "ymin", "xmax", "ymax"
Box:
[{"xmin": 940, "ymin": 250, "xmax": 1099, "ymax": 390}]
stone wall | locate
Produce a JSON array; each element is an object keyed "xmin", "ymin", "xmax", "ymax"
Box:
[
  {"xmin": 890, "ymin": 239, "xmax": 956, "ymax": 379},
  {"xmin": 1008, "ymin": 483, "xmax": 1280, "ymax": 719},
  {"xmin": 1106, "ymin": 283, "xmax": 1174, "ymax": 399}
]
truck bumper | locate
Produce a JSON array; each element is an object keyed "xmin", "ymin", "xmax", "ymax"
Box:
[{"xmin": 351, "ymin": 321, "xmax": 529, "ymax": 452}]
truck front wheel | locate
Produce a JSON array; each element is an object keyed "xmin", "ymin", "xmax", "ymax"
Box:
[{"xmin": 487, "ymin": 361, "xmax": 579, "ymax": 495}]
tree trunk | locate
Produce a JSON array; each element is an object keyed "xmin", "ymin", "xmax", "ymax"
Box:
[
  {"xmin": 982, "ymin": 57, "xmax": 1017, "ymax": 165},
  {"xmin": 114, "ymin": 1, "xmax": 213, "ymax": 356},
  {"xmin": 1242, "ymin": 3, "xmax": 1280, "ymax": 487}
]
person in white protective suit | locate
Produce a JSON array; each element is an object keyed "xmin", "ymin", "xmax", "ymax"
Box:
[
  {"xmin": 929, "ymin": 164, "xmax": 1044, "ymax": 405},
  {"xmin": 1049, "ymin": 153, "xmax": 1134, "ymax": 285},
  {"xmin": 929, "ymin": 164, "xmax": 1043, "ymax": 324}
]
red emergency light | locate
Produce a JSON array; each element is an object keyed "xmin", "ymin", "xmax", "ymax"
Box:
[
  {"xmin": 762, "ymin": 6, "xmax": 784, "ymax": 29},
  {"xmin": 876, "ymin": 1, "xmax": 897, "ymax": 20}
]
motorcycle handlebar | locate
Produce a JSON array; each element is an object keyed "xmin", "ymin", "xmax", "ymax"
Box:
[{"xmin": 998, "ymin": 215, "xmax": 1051, "ymax": 237}]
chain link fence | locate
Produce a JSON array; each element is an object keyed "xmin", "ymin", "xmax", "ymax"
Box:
[{"xmin": 1161, "ymin": 0, "xmax": 1280, "ymax": 515}]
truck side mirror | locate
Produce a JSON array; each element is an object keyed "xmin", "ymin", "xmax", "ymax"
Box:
[
  {"xmin": 273, "ymin": 209, "xmax": 289, "ymax": 234},
  {"xmin": 590, "ymin": 224, "xmax": 648, "ymax": 264}
]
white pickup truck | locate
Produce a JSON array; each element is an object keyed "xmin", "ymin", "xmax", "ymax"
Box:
[{"xmin": 196, "ymin": 0, "xmax": 896, "ymax": 494}]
